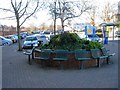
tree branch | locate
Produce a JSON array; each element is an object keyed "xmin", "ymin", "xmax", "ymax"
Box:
[
  {"xmin": 0, "ymin": 8, "xmax": 14, "ymax": 13},
  {"xmin": 19, "ymin": 1, "xmax": 29, "ymax": 19},
  {"xmin": 0, "ymin": 16, "xmax": 16, "ymax": 20},
  {"xmin": 19, "ymin": 0, "xmax": 39, "ymax": 27},
  {"xmin": 16, "ymin": 0, "xmax": 22, "ymax": 11}
]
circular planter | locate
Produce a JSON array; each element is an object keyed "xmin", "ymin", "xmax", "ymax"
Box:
[{"xmin": 34, "ymin": 49, "xmax": 97, "ymax": 69}]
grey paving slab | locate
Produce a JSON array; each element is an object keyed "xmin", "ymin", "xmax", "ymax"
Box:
[{"xmin": 0, "ymin": 47, "xmax": 2, "ymax": 89}]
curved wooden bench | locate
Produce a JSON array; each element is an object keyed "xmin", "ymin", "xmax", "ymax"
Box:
[
  {"xmin": 100, "ymin": 47, "xmax": 115, "ymax": 64},
  {"xmin": 52, "ymin": 50, "xmax": 69, "ymax": 69},
  {"xmin": 29, "ymin": 48, "xmax": 115, "ymax": 69},
  {"xmin": 74, "ymin": 49, "xmax": 94, "ymax": 69},
  {"xmin": 90, "ymin": 48, "xmax": 115, "ymax": 67}
]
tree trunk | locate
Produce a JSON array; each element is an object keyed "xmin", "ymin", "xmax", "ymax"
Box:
[
  {"xmin": 54, "ymin": 18, "xmax": 56, "ymax": 35},
  {"xmin": 17, "ymin": 20, "xmax": 22, "ymax": 51},
  {"xmin": 61, "ymin": 19, "xmax": 64, "ymax": 32}
]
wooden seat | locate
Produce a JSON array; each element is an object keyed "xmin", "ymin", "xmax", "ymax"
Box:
[
  {"xmin": 39, "ymin": 49, "xmax": 52, "ymax": 67},
  {"xmin": 100, "ymin": 47, "xmax": 115, "ymax": 64},
  {"xmin": 74, "ymin": 49, "xmax": 93, "ymax": 69},
  {"xmin": 91, "ymin": 49, "xmax": 109, "ymax": 67},
  {"xmin": 52, "ymin": 50, "xmax": 69, "ymax": 69}
]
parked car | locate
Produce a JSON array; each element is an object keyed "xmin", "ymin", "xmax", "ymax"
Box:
[
  {"xmin": 87, "ymin": 35, "xmax": 102, "ymax": 42},
  {"xmin": 20, "ymin": 32, "xmax": 29, "ymax": 39},
  {"xmin": 5, "ymin": 35, "xmax": 17, "ymax": 43},
  {"xmin": 0, "ymin": 36, "xmax": 13, "ymax": 45},
  {"xmin": 43, "ymin": 31, "xmax": 53, "ymax": 40},
  {"xmin": 15, "ymin": 32, "xmax": 29, "ymax": 39},
  {"xmin": 80, "ymin": 34, "xmax": 102, "ymax": 42},
  {"xmin": 22, "ymin": 35, "xmax": 39, "ymax": 49},
  {"xmin": 12, "ymin": 35, "xmax": 18, "ymax": 42},
  {"xmin": 115, "ymin": 31, "xmax": 120, "ymax": 37},
  {"xmin": 34, "ymin": 34, "xmax": 49, "ymax": 45}
]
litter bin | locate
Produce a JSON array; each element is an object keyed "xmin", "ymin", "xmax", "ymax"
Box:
[{"xmin": 103, "ymin": 37, "xmax": 108, "ymax": 44}]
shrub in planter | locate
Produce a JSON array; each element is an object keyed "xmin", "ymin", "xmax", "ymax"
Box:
[
  {"xmin": 85, "ymin": 41, "xmax": 103, "ymax": 51},
  {"xmin": 42, "ymin": 32, "xmax": 103, "ymax": 51}
]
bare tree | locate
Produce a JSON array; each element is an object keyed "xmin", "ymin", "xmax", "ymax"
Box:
[
  {"xmin": 100, "ymin": 1, "xmax": 118, "ymax": 23},
  {"xmin": 101, "ymin": 2, "xmax": 111, "ymax": 22},
  {"xmin": 49, "ymin": 0, "xmax": 92, "ymax": 32},
  {"xmin": 0, "ymin": 0, "xmax": 43, "ymax": 51}
]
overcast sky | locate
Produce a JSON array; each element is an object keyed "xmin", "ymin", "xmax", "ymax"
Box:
[{"xmin": 0, "ymin": 0, "xmax": 119, "ymax": 27}]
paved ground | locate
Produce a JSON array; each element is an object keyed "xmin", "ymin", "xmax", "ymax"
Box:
[
  {"xmin": 0, "ymin": 47, "xmax": 2, "ymax": 89},
  {"xmin": 2, "ymin": 40, "xmax": 118, "ymax": 88}
]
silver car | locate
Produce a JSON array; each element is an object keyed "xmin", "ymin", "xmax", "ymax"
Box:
[
  {"xmin": 22, "ymin": 35, "xmax": 39, "ymax": 49},
  {"xmin": 81, "ymin": 35, "xmax": 102, "ymax": 42},
  {"xmin": 0, "ymin": 36, "xmax": 13, "ymax": 46},
  {"xmin": 87, "ymin": 35, "xmax": 102, "ymax": 42},
  {"xmin": 33, "ymin": 34, "xmax": 49, "ymax": 45}
]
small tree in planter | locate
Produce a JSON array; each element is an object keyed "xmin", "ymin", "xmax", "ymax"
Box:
[
  {"xmin": 41, "ymin": 32, "xmax": 104, "ymax": 68},
  {"xmin": 42, "ymin": 32, "xmax": 103, "ymax": 51}
]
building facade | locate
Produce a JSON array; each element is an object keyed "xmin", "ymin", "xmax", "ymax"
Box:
[{"xmin": 0, "ymin": 25, "xmax": 16, "ymax": 36}]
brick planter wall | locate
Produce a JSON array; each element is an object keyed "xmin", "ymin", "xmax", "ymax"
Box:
[{"xmin": 34, "ymin": 50, "xmax": 97, "ymax": 69}]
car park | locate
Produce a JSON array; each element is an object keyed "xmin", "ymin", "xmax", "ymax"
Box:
[
  {"xmin": 22, "ymin": 35, "xmax": 39, "ymax": 49},
  {"xmin": 0, "ymin": 36, "xmax": 13, "ymax": 45}
]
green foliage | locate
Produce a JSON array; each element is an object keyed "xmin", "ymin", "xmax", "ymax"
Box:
[
  {"xmin": 84, "ymin": 41, "xmax": 103, "ymax": 51},
  {"xmin": 42, "ymin": 32, "xmax": 103, "ymax": 51},
  {"xmin": 117, "ymin": 23, "xmax": 120, "ymax": 28}
]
